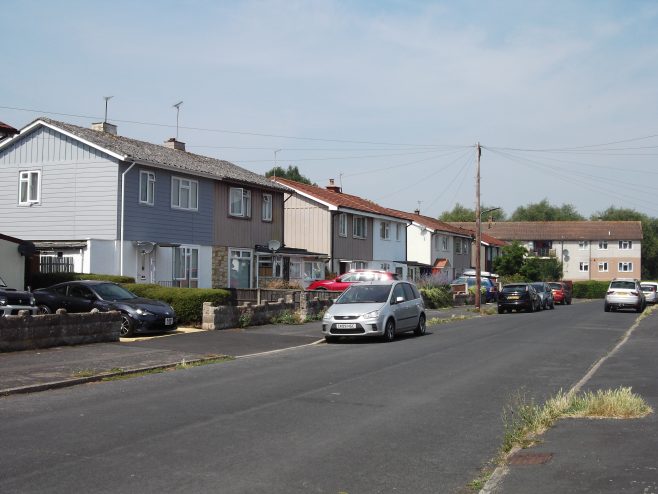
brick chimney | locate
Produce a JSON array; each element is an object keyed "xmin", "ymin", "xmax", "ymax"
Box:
[
  {"xmin": 164, "ymin": 137, "xmax": 186, "ymax": 151},
  {"xmin": 91, "ymin": 122, "xmax": 117, "ymax": 135},
  {"xmin": 326, "ymin": 178, "xmax": 342, "ymax": 193},
  {"xmin": 414, "ymin": 208, "xmax": 420, "ymax": 215}
]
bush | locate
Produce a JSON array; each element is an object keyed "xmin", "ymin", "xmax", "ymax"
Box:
[
  {"xmin": 123, "ymin": 284, "xmax": 232, "ymax": 326},
  {"xmin": 572, "ymin": 280, "xmax": 609, "ymax": 299},
  {"xmin": 420, "ymin": 286, "xmax": 453, "ymax": 308},
  {"xmin": 29, "ymin": 272, "xmax": 135, "ymax": 289}
]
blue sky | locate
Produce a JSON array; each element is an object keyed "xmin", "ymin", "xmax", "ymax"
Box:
[{"xmin": 3, "ymin": 0, "xmax": 658, "ymax": 218}]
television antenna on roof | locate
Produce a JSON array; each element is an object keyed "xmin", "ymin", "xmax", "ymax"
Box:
[{"xmin": 172, "ymin": 101, "xmax": 183, "ymax": 139}]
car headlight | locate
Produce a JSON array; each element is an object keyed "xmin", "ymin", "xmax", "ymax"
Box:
[
  {"xmin": 363, "ymin": 310, "xmax": 379, "ymax": 319},
  {"xmin": 0, "ymin": 296, "xmax": 6, "ymax": 306},
  {"xmin": 135, "ymin": 308, "xmax": 154, "ymax": 316},
  {"xmin": 322, "ymin": 312, "xmax": 332, "ymax": 321},
  {"xmin": 30, "ymin": 296, "xmax": 36, "ymax": 306}
]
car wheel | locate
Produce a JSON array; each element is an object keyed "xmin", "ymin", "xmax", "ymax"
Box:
[
  {"xmin": 120, "ymin": 315, "xmax": 135, "ymax": 337},
  {"xmin": 37, "ymin": 304, "xmax": 53, "ymax": 314},
  {"xmin": 636, "ymin": 304, "xmax": 644, "ymax": 313},
  {"xmin": 414, "ymin": 314, "xmax": 426, "ymax": 336},
  {"xmin": 604, "ymin": 303, "xmax": 610, "ymax": 312},
  {"xmin": 566, "ymin": 298, "xmax": 572, "ymax": 305},
  {"xmin": 550, "ymin": 301, "xmax": 555, "ymax": 310},
  {"xmin": 382, "ymin": 319, "xmax": 395, "ymax": 342},
  {"xmin": 498, "ymin": 307, "xmax": 504, "ymax": 314}
]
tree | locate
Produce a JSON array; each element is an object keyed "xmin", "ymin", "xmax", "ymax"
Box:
[
  {"xmin": 439, "ymin": 203, "xmax": 506, "ymax": 222},
  {"xmin": 510, "ymin": 199, "xmax": 584, "ymax": 221},
  {"xmin": 493, "ymin": 241, "xmax": 527, "ymax": 276},
  {"xmin": 265, "ymin": 165, "xmax": 313, "ymax": 185},
  {"xmin": 520, "ymin": 257, "xmax": 563, "ymax": 281},
  {"xmin": 592, "ymin": 206, "xmax": 658, "ymax": 279}
]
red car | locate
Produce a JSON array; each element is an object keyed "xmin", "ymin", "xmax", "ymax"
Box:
[
  {"xmin": 548, "ymin": 281, "xmax": 572, "ymax": 305},
  {"xmin": 307, "ymin": 270, "xmax": 398, "ymax": 291}
]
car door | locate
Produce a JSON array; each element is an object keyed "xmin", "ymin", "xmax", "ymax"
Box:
[
  {"xmin": 401, "ymin": 282, "xmax": 422, "ymax": 328},
  {"xmin": 389, "ymin": 283, "xmax": 410, "ymax": 329},
  {"xmin": 65, "ymin": 285, "xmax": 98, "ymax": 313}
]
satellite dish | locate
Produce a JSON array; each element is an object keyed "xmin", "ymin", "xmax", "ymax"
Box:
[
  {"xmin": 563, "ymin": 255, "xmax": 570, "ymax": 262},
  {"xmin": 268, "ymin": 240, "xmax": 281, "ymax": 252},
  {"xmin": 562, "ymin": 249, "xmax": 569, "ymax": 256},
  {"xmin": 18, "ymin": 241, "xmax": 36, "ymax": 257}
]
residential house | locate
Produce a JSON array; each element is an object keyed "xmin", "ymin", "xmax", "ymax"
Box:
[
  {"xmin": 386, "ymin": 209, "xmax": 476, "ymax": 283},
  {"xmin": 451, "ymin": 221, "xmax": 643, "ymax": 281},
  {"xmin": 475, "ymin": 231, "xmax": 506, "ymax": 274},
  {"xmin": 0, "ymin": 121, "xmax": 19, "ymax": 142},
  {"xmin": 0, "ymin": 233, "xmax": 35, "ymax": 289},
  {"xmin": 272, "ymin": 177, "xmax": 410, "ymax": 279},
  {"xmin": 0, "ymin": 117, "xmax": 319, "ymax": 289}
]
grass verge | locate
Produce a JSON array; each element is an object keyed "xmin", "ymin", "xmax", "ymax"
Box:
[{"xmin": 99, "ymin": 356, "xmax": 233, "ymax": 382}]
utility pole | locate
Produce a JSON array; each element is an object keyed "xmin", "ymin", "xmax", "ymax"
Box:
[{"xmin": 475, "ymin": 142, "xmax": 482, "ymax": 313}]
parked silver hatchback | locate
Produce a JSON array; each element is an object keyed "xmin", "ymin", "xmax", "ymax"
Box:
[{"xmin": 322, "ymin": 280, "xmax": 426, "ymax": 342}]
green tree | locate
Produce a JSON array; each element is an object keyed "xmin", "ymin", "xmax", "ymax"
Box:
[
  {"xmin": 519, "ymin": 257, "xmax": 563, "ymax": 281},
  {"xmin": 265, "ymin": 165, "xmax": 313, "ymax": 185},
  {"xmin": 493, "ymin": 241, "xmax": 527, "ymax": 276},
  {"xmin": 591, "ymin": 207, "xmax": 658, "ymax": 279},
  {"xmin": 439, "ymin": 203, "xmax": 506, "ymax": 222},
  {"xmin": 511, "ymin": 199, "xmax": 584, "ymax": 221}
]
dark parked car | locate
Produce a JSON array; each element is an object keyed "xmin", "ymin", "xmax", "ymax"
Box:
[
  {"xmin": 34, "ymin": 280, "xmax": 177, "ymax": 337},
  {"xmin": 450, "ymin": 276, "xmax": 498, "ymax": 302},
  {"xmin": 548, "ymin": 281, "xmax": 572, "ymax": 305},
  {"xmin": 531, "ymin": 282, "xmax": 555, "ymax": 310},
  {"xmin": 497, "ymin": 283, "xmax": 541, "ymax": 313}
]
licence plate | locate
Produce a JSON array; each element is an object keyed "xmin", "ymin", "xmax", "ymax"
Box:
[
  {"xmin": 336, "ymin": 323, "xmax": 357, "ymax": 329},
  {"xmin": 165, "ymin": 317, "xmax": 174, "ymax": 325},
  {"xmin": 508, "ymin": 295, "xmax": 519, "ymax": 300}
]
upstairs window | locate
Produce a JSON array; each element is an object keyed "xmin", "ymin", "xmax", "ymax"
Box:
[
  {"xmin": 442, "ymin": 236, "xmax": 449, "ymax": 251},
  {"xmin": 578, "ymin": 241, "xmax": 589, "ymax": 250},
  {"xmin": 139, "ymin": 171, "xmax": 155, "ymax": 205},
  {"xmin": 380, "ymin": 221, "xmax": 390, "ymax": 240},
  {"xmin": 598, "ymin": 240, "xmax": 608, "ymax": 250},
  {"xmin": 619, "ymin": 240, "xmax": 633, "ymax": 250},
  {"xmin": 396, "ymin": 223, "xmax": 402, "ymax": 241},
  {"xmin": 19, "ymin": 170, "xmax": 41, "ymax": 205},
  {"xmin": 171, "ymin": 176, "xmax": 198, "ymax": 211},
  {"xmin": 455, "ymin": 237, "xmax": 462, "ymax": 254},
  {"xmin": 338, "ymin": 214, "xmax": 347, "ymax": 237},
  {"xmin": 262, "ymin": 193, "xmax": 272, "ymax": 221},
  {"xmin": 229, "ymin": 187, "xmax": 251, "ymax": 218},
  {"xmin": 579, "ymin": 262, "xmax": 589, "ymax": 272},
  {"xmin": 353, "ymin": 216, "xmax": 367, "ymax": 239}
]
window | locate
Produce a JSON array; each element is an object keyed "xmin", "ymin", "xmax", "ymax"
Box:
[
  {"xmin": 619, "ymin": 240, "xmax": 633, "ymax": 250},
  {"xmin": 598, "ymin": 262, "xmax": 608, "ymax": 272},
  {"xmin": 304, "ymin": 261, "xmax": 324, "ymax": 280},
  {"xmin": 380, "ymin": 263, "xmax": 390, "ymax": 271},
  {"xmin": 262, "ymin": 193, "xmax": 272, "ymax": 221},
  {"xmin": 171, "ymin": 176, "xmax": 198, "ymax": 210},
  {"xmin": 139, "ymin": 171, "xmax": 155, "ymax": 205},
  {"xmin": 229, "ymin": 249, "xmax": 252, "ymax": 288},
  {"xmin": 351, "ymin": 261, "xmax": 367, "ymax": 270},
  {"xmin": 619, "ymin": 262, "xmax": 633, "ymax": 272},
  {"xmin": 290, "ymin": 260, "xmax": 302, "ymax": 279},
  {"xmin": 380, "ymin": 221, "xmax": 390, "ymax": 240},
  {"xmin": 173, "ymin": 246, "xmax": 199, "ymax": 288},
  {"xmin": 578, "ymin": 241, "xmax": 589, "ymax": 250},
  {"xmin": 338, "ymin": 214, "xmax": 347, "ymax": 237},
  {"xmin": 396, "ymin": 223, "xmax": 402, "ymax": 241},
  {"xmin": 442, "ymin": 236, "xmax": 448, "ymax": 251},
  {"xmin": 395, "ymin": 266, "xmax": 403, "ymax": 278},
  {"xmin": 19, "ymin": 170, "xmax": 41, "ymax": 205},
  {"xmin": 353, "ymin": 216, "xmax": 367, "ymax": 238},
  {"xmin": 579, "ymin": 262, "xmax": 589, "ymax": 272},
  {"xmin": 455, "ymin": 237, "xmax": 462, "ymax": 254},
  {"xmin": 598, "ymin": 240, "xmax": 608, "ymax": 250},
  {"xmin": 229, "ymin": 187, "xmax": 251, "ymax": 217}
]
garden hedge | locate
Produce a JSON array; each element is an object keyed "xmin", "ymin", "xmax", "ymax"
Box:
[
  {"xmin": 572, "ymin": 280, "xmax": 609, "ymax": 299},
  {"xmin": 420, "ymin": 286, "xmax": 454, "ymax": 309}
]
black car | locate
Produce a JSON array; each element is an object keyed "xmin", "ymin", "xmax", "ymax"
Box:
[
  {"xmin": 34, "ymin": 281, "xmax": 177, "ymax": 337},
  {"xmin": 497, "ymin": 283, "xmax": 541, "ymax": 313}
]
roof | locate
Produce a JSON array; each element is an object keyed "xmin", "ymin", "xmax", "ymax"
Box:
[
  {"xmin": 449, "ymin": 221, "xmax": 643, "ymax": 241},
  {"xmin": 0, "ymin": 121, "xmax": 19, "ymax": 137},
  {"xmin": 7, "ymin": 118, "xmax": 286, "ymax": 191},
  {"xmin": 272, "ymin": 177, "xmax": 409, "ymax": 220},
  {"xmin": 385, "ymin": 209, "xmax": 474, "ymax": 238}
]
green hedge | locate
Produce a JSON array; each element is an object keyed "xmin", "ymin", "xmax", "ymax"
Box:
[
  {"xmin": 420, "ymin": 286, "xmax": 454, "ymax": 309},
  {"xmin": 572, "ymin": 280, "xmax": 609, "ymax": 299},
  {"xmin": 29, "ymin": 272, "xmax": 135, "ymax": 289},
  {"xmin": 123, "ymin": 284, "xmax": 232, "ymax": 326}
]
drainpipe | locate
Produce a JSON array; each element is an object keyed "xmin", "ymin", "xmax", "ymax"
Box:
[{"xmin": 120, "ymin": 161, "xmax": 137, "ymax": 276}]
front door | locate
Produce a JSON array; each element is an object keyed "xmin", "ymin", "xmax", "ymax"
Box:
[{"xmin": 137, "ymin": 251, "xmax": 155, "ymax": 284}]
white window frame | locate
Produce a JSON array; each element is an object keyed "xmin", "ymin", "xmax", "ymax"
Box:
[
  {"xmin": 578, "ymin": 240, "xmax": 589, "ymax": 250},
  {"xmin": 381, "ymin": 263, "xmax": 390, "ymax": 271},
  {"xmin": 229, "ymin": 187, "xmax": 251, "ymax": 218},
  {"xmin": 353, "ymin": 216, "xmax": 367, "ymax": 239},
  {"xmin": 338, "ymin": 214, "xmax": 347, "ymax": 237},
  {"xmin": 173, "ymin": 246, "xmax": 199, "ymax": 288},
  {"xmin": 380, "ymin": 221, "xmax": 390, "ymax": 240},
  {"xmin": 171, "ymin": 176, "xmax": 198, "ymax": 211},
  {"xmin": 139, "ymin": 170, "xmax": 155, "ymax": 206},
  {"xmin": 619, "ymin": 261, "xmax": 633, "ymax": 272},
  {"xmin": 229, "ymin": 248, "xmax": 253, "ymax": 288},
  {"xmin": 290, "ymin": 259, "xmax": 302, "ymax": 279},
  {"xmin": 579, "ymin": 261, "xmax": 589, "ymax": 272},
  {"xmin": 598, "ymin": 240, "xmax": 608, "ymax": 250},
  {"xmin": 455, "ymin": 237, "xmax": 462, "ymax": 254},
  {"xmin": 396, "ymin": 223, "xmax": 402, "ymax": 241},
  {"xmin": 262, "ymin": 193, "xmax": 272, "ymax": 222},
  {"xmin": 619, "ymin": 240, "xmax": 633, "ymax": 250},
  {"xmin": 304, "ymin": 261, "xmax": 324, "ymax": 280},
  {"xmin": 442, "ymin": 236, "xmax": 449, "ymax": 251},
  {"xmin": 351, "ymin": 261, "xmax": 367, "ymax": 270},
  {"xmin": 598, "ymin": 261, "xmax": 608, "ymax": 272},
  {"xmin": 18, "ymin": 170, "xmax": 41, "ymax": 205}
]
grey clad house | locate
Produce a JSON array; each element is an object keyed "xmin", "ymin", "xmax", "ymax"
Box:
[{"xmin": 0, "ymin": 117, "xmax": 297, "ymax": 288}]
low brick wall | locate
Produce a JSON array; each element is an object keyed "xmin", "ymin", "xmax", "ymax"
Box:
[
  {"xmin": 0, "ymin": 310, "xmax": 122, "ymax": 352},
  {"xmin": 202, "ymin": 292, "xmax": 333, "ymax": 330}
]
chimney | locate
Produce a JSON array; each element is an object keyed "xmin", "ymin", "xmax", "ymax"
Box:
[
  {"xmin": 326, "ymin": 178, "xmax": 342, "ymax": 193},
  {"xmin": 414, "ymin": 208, "xmax": 420, "ymax": 215},
  {"xmin": 164, "ymin": 137, "xmax": 186, "ymax": 151},
  {"xmin": 91, "ymin": 121, "xmax": 117, "ymax": 135}
]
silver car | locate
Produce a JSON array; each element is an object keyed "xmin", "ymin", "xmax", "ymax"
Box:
[
  {"xmin": 640, "ymin": 282, "xmax": 658, "ymax": 304},
  {"xmin": 322, "ymin": 280, "xmax": 426, "ymax": 342},
  {"xmin": 604, "ymin": 278, "xmax": 645, "ymax": 313}
]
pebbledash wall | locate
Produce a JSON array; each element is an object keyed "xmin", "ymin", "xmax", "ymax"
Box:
[{"xmin": 0, "ymin": 310, "xmax": 121, "ymax": 352}]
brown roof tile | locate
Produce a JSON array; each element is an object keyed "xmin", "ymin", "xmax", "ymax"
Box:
[{"xmin": 450, "ymin": 221, "xmax": 643, "ymax": 241}]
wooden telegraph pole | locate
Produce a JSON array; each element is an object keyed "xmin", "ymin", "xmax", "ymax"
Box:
[{"xmin": 475, "ymin": 142, "xmax": 482, "ymax": 312}]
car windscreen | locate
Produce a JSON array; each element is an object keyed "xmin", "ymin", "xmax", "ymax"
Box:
[
  {"xmin": 94, "ymin": 283, "xmax": 138, "ymax": 301},
  {"xmin": 548, "ymin": 283, "xmax": 562, "ymax": 290},
  {"xmin": 502, "ymin": 284, "xmax": 527, "ymax": 292},
  {"xmin": 335, "ymin": 284, "xmax": 392, "ymax": 304},
  {"xmin": 641, "ymin": 285, "xmax": 656, "ymax": 292}
]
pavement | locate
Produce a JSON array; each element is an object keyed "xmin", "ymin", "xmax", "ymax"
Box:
[{"xmin": 1, "ymin": 302, "xmax": 656, "ymax": 493}]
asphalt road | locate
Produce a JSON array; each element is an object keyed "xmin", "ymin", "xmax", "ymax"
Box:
[{"xmin": 0, "ymin": 301, "xmax": 641, "ymax": 493}]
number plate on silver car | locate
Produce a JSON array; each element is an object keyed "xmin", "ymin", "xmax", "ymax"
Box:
[{"xmin": 336, "ymin": 323, "xmax": 357, "ymax": 329}]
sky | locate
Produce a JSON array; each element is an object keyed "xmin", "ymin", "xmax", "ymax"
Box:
[{"xmin": 3, "ymin": 0, "xmax": 658, "ymax": 219}]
